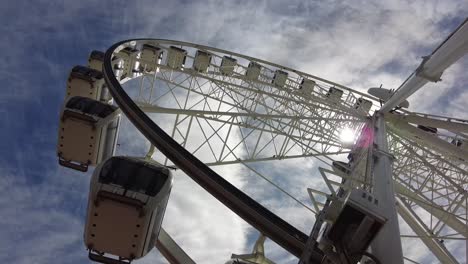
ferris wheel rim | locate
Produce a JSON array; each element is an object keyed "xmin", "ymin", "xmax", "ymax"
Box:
[
  {"xmin": 103, "ymin": 39, "xmax": 314, "ymax": 259},
  {"xmin": 113, "ymin": 38, "xmax": 381, "ymax": 103},
  {"xmin": 102, "ymin": 38, "xmax": 466, "ymax": 263}
]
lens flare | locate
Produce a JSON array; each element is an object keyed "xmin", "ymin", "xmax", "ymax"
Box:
[{"xmin": 340, "ymin": 127, "xmax": 356, "ymax": 144}]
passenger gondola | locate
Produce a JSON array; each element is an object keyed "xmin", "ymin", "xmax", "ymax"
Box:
[
  {"xmin": 299, "ymin": 78, "xmax": 316, "ymax": 95},
  {"xmin": 57, "ymin": 96, "xmax": 120, "ymax": 172},
  {"xmin": 220, "ymin": 56, "xmax": 237, "ymax": 75},
  {"xmin": 325, "ymin": 87, "xmax": 343, "ymax": 102},
  {"xmin": 66, "ymin": 65, "xmax": 107, "ymax": 101},
  {"xmin": 85, "ymin": 156, "xmax": 173, "ymax": 264},
  {"xmin": 140, "ymin": 44, "xmax": 163, "ymax": 73},
  {"xmin": 245, "ymin": 62, "xmax": 261, "ymax": 81},
  {"xmin": 272, "ymin": 70, "xmax": 288, "ymax": 87},
  {"xmin": 88, "ymin": 51, "xmax": 105, "ymax": 71},
  {"xmin": 193, "ymin": 50, "xmax": 212, "ymax": 73}
]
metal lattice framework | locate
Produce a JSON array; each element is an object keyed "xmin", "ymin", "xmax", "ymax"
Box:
[{"xmin": 107, "ymin": 39, "xmax": 467, "ymax": 263}]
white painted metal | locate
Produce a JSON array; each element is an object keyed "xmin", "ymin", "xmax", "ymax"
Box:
[
  {"xmin": 66, "ymin": 66, "xmax": 106, "ymax": 101},
  {"xmin": 193, "ymin": 50, "xmax": 212, "ymax": 73},
  {"xmin": 397, "ymin": 198, "xmax": 458, "ymax": 264},
  {"xmin": 245, "ymin": 62, "xmax": 262, "ymax": 80},
  {"xmin": 388, "ymin": 118, "xmax": 468, "ymax": 162},
  {"xmin": 370, "ymin": 114, "xmax": 404, "ymax": 264},
  {"xmin": 115, "ymin": 47, "xmax": 140, "ymax": 79},
  {"xmin": 272, "ymin": 70, "xmax": 288, "ymax": 88},
  {"xmin": 381, "ymin": 19, "xmax": 468, "ymax": 112},
  {"xmin": 385, "ymin": 112, "xmax": 468, "ymax": 134},
  {"xmin": 353, "ymin": 97, "xmax": 373, "ymax": 115},
  {"xmin": 368, "ymin": 87, "xmax": 409, "ymax": 108},
  {"xmin": 166, "ymin": 46, "xmax": 187, "ymax": 69},
  {"xmin": 140, "ymin": 44, "xmax": 162, "ymax": 73},
  {"xmin": 105, "ymin": 39, "xmax": 467, "ymax": 263},
  {"xmin": 156, "ymin": 228, "xmax": 196, "ymax": 264},
  {"xmin": 220, "ymin": 56, "xmax": 237, "ymax": 75},
  {"xmin": 313, "ymin": 166, "xmax": 468, "ymax": 241},
  {"xmin": 394, "ymin": 181, "xmax": 468, "ymax": 237},
  {"xmin": 299, "ymin": 78, "xmax": 316, "ymax": 96}
]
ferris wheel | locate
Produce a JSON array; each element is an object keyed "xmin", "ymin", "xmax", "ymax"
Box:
[{"xmin": 57, "ymin": 19, "xmax": 468, "ymax": 264}]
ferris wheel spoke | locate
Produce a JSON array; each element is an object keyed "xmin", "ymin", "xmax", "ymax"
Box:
[
  {"xmin": 394, "ymin": 172, "xmax": 467, "ymax": 237},
  {"xmin": 381, "ymin": 19, "xmax": 468, "ymax": 113},
  {"xmin": 150, "ymin": 68, "xmax": 362, "ymax": 119},
  {"xmin": 397, "ymin": 197, "xmax": 459, "ymax": 264},
  {"xmin": 140, "ymin": 70, "xmax": 366, "ymax": 148},
  {"xmin": 389, "ymin": 131, "xmax": 467, "ymax": 192},
  {"xmin": 156, "ymin": 108, "xmax": 352, "ymax": 165},
  {"xmin": 140, "ymin": 101, "xmax": 360, "ymax": 154},
  {"xmin": 386, "ymin": 113, "xmax": 468, "ymax": 164},
  {"xmin": 93, "ymin": 38, "xmax": 468, "ymax": 263},
  {"xmin": 138, "ymin": 100, "xmax": 354, "ymax": 157}
]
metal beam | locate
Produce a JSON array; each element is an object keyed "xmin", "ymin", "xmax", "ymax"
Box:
[
  {"xmin": 371, "ymin": 113, "xmax": 404, "ymax": 264},
  {"xmin": 156, "ymin": 228, "xmax": 196, "ymax": 264},
  {"xmin": 397, "ymin": 198, "xmax": 458, "ymax": 264},
  {"xmin": 394, "ymin": 181, "xmax": 468, "ymax": 237},
  {"xmin": 138, "ymin": 104, "xmax": 358, "ymax": 122},
  {"xmin": 385, "ymin": 113, "xmax": 468, "ymax": 134},
  {"xmin": 388, "ymin": 120, "xmax": 468, "ymax": 163},
  {"xmin": 381, "ymin": 19, "xmax": 468, "ymax": 112},
  {"xmin": 104, "ymin": 40, "xmax": 320, "ymax": 260}
]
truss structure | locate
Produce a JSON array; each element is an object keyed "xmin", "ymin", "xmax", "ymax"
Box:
[{"xmin": 107, "ymin": 38, "xmax": 467, "ymax": 263}]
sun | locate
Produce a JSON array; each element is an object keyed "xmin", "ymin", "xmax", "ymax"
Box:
[{"xmin": 340, "ymin": 127, "xmax": 356, "ymax": 144}]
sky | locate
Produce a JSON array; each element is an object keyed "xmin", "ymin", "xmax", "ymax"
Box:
[{"xmin": 0, "ymin": 0, "xmax": 467, "ymax": 263}]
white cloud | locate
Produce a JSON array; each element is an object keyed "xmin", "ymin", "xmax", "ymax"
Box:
[{"xmin": 0, "ymin": 167, "xmax": 89, "ymax": 264}]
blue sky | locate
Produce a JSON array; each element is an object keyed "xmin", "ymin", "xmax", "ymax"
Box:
[{"xmin": 1, "ymin": 0, "xmax": 467, "ymax": 263}]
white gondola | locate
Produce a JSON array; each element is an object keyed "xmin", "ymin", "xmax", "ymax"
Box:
[
  {"xmin": 140, "ymin": 44, "xmax": 162, "ymax": 73},
  {"xmin": 353, "ymin": 97, "xmax": 372, "ymax": 114},
  {"xmin": 220, "ymin": 56, "xmax": 237, "ymax": 75},
  {"xmin": 115, "ymin": 47, "xmax": 140, "ymax": 79},
  {"xmin": 86, "ymin": 50, "xmax": 113, "ymax": 103},
  {"xmin": 193, "ymin": 50, "xmax": 212, "ymax": 73},
  {"xmin": 299, "ymin": 78, "xmax": 316, "ymax": 95},
  {"xmin": 111, "ymin": 58, "xmax": 125, "ymax": 80},
  {"xmin": 166, "ymin": 46, "xmax": 187, "ymax": 69},
  {"xmin": 245, "ymin": 62, "xmax": 261, "ymax": 81},
  {"xmin": 272, "ymin": 70, "xmax": 288, "ymax": 87},
  {"xmin": 88, "ymin": 51, "xmax": 105, "ymax": 71},
  {"xmin": 66, "ymin": 66, "xmax": 106, "ymax": 101},
  {"xmin": 325, "ymin": 87, "xmax": 343, "ymax": 102},
  {"xmin": 57, "ymin": 96, "xmax": 120, "ymax": 172},
  {"xmin": 85, "ymin": 156, "xmax": 173, "ymax": 264}
]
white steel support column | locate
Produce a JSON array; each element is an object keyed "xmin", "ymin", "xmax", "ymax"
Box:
[
  {"xmin": 371, "ymin": 113, "xmax": 404, "ymax": 264},
  {"xmin": 156, "ymin": 228, "xmax": 196, "ymax": 264}
]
